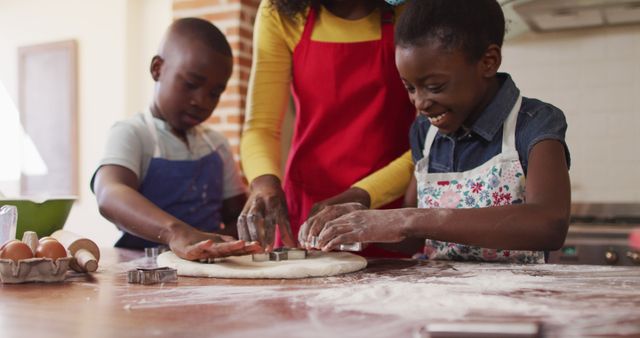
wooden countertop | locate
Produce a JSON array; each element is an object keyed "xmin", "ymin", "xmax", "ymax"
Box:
[{"xmin": 1, "ymin": 248, "xmax": 639, "ymax": 338}]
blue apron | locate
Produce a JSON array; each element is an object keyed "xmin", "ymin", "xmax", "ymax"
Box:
[{"xmin": 115, "ymin": 112, "xmax": 224, "ymax": 249}]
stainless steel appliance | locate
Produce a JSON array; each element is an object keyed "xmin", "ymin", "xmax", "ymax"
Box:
[{"xmin": 548, "ymin": 203, "xmax": 640, "ymax": 266}]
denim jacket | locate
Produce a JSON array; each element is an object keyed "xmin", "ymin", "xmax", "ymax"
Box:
[{"xmin": 410, "ymin": 73, "xmax": 571, "ymax": 174}]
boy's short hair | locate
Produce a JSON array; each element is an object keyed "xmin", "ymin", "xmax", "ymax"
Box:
[
  {"xmin": 170, "ymin": 17, "xmax": 232, "ymax": 57},
  {"xmin": 395, "ymin": 0, "xmax": 505, "ymax": 61}
]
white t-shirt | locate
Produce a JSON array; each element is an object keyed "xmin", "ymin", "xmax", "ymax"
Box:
[{"xmin": 93, "ymin": 112, "xmax": 246, "ymax": 199}]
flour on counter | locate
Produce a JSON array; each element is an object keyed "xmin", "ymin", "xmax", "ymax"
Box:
[{"xmin": 117, "ymin": 262, "xmax": 640, "ymax": 337}]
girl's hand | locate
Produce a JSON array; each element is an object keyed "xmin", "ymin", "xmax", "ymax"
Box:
[
  {"xmin": 315, "ymin": 209, "xmax": 410, "ymax": 251},
  {"xmin": 299, "ymin": 202, "xmax": 367, "ymax": 249}
]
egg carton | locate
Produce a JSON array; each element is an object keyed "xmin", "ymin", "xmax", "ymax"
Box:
[{"xmin": 0, "ymin": 256, "xmax": 72, "ymax": 283}]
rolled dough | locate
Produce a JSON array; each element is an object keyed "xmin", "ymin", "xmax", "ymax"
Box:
[{"xmin": 156, "ymin": 251, "xmax": 367, "ymax": 279}]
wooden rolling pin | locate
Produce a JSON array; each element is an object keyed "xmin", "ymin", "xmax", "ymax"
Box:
[{"xmin": 51, "ymin": 230, "xmax": 100, "ymax": 272}]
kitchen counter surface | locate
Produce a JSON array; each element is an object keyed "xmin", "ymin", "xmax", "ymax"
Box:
[{"xmin": 1, "ymin": 248, "xmax": 639, "ymax": 338}]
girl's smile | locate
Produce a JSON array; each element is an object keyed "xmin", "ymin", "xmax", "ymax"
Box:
[{"xmin": 396, "ymin": 42, "xmax": 500, "ymax": 135}]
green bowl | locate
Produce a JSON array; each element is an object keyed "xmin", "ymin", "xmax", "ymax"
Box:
[{"xmin": 0, "ymin": 197, "xmax": 76, "ymax": 239}]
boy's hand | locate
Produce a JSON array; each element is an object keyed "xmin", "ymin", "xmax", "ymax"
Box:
[
  {"xmin": 174, "ymin": 238, "xmax": 263, "ymax": 261},
  {"xmin": 299, "ymin": 202, "xmax": 367, "ymax": 249},
  {"xmin": 237, "ymin": 175, "xmax": 295, "ymax": 251},
  {"xmin": 169, "ymin": 233, "xmax": 262, "ymax": 261},
  {"xmin": 168, "ymin": 226, "xmax": 263, "ymax": 261},
  {"xmin": 314, "ymin": 208, "xmax": 409, "ymax": 251}
]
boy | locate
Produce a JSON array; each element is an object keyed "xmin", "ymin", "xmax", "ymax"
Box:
[
  {"xmin": 301, "ymin": 0, "xmax": 571, "ymax": 263},
  {"xmin": 92, "ymin": 18, "xmax": 261, "ymax": 260}
]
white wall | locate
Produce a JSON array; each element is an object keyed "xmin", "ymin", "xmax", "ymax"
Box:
[
  {"xmin": 0, "ymin": 0, "xmax": 172, "ymax": 246},
  {"xmin": 502, "ymin": 25, "xmax": 640, "ymax": 203}
]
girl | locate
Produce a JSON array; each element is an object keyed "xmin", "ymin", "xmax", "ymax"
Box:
[{"xmin": 301, "ymin": 0, "xmax": 571, "ymax": 263}]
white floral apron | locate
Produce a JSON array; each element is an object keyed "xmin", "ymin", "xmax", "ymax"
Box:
[{"xmin": 415, "ymin": 96, "xmax": 545, "ymax": 264}]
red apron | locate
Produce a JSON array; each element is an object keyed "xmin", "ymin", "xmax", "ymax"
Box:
[{"xmin": 280, "ymin": 7, "xmax": 415, "ymax": 257}]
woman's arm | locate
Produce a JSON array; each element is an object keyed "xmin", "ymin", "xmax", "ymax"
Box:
[
  {"xmin": 315, "ymin": 140, "xmax": 570, "ymax": 251},
  {"xmin": 237, "ymin": 1, "xmax": 298, "ymax": 248},
  {"xmin": 241, "ymin": 1, "xmax": 296, "ymax": 183},
  {"xmin": 353, "ymin": 150, "xmax": 414, "ymax": 209}
]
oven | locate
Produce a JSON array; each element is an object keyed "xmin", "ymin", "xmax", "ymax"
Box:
[{"xmin": 548, "ymin": 203, "xmax": 640, "ymax": 266}]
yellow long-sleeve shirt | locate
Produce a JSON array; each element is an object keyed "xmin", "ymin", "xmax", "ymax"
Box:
[{"xmin": 241, "ymin": 0, "xmax": 414, "ymax": 208}]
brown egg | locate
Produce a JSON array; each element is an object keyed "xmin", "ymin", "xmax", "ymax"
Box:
[
  {"xmin": 0, "ymin": 240, "xmax": 35, "ymax": 262},
  {"xmin": 38, "ymin": 236, "xmax": 57, "ymax": 242},
  {"xmin": 36, "ymin": 239, "xmax": 68, "ymax": 260}
]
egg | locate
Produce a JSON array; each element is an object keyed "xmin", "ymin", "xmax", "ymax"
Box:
[
  {"xmin": 35, "ymin": 239, "xmax": 68, "ymax": 260},
  {"xmin": 38, "ymin": 236, "xmax": 57, "ymax": 242},
  {"xmin": 0, "ymin": 240, "xmax": 35, "ymax": 262}
]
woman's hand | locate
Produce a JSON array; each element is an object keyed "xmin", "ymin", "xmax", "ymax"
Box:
[
  {"xmin": 236, "ymin": 174, "xmax": 295, "ymax": 251},
  {"xmin": 168, "ymin": 224, "xmax": 263, "ymax": 261},
  {"xmin": 315, "ymin": 208, "xmax": 411, "ymax": 251}
]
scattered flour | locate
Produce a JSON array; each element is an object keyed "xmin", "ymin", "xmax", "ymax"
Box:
[{"xmin": 117, "ymin": 262, "xmax": 640, "ymax": 337}]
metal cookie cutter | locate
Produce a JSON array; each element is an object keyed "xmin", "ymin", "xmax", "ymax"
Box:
[
  {"xmin": 309, "ymin": 236, "xmax": 362, "ymax": 252},
  {"xmin": 338, "ymin": 242, "xmax": 363, "ymax": 252},
  {"xmin": 144, "ymin": 246, "xmax": 169, "ymax": 258},
  {"xmin": 127, "ymin": 267, "xmax": 178, "ymax": 285},
  {"xmin": 198, "ymin": 257, "xmax": 223, "ymax": 264},
  {"xmin": 252, "ymin": 248, "xmax": 307, "ymax": 262}
]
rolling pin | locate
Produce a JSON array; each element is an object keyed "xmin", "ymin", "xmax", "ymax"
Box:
[{"xmin": 51, "ymin": 230, "xmax": 100, "ymax": 272}]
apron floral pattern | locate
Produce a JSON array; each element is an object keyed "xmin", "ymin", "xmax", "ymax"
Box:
[{"xmin": 415, "ymin": 96, "xmax": 545, "ymax": 264}]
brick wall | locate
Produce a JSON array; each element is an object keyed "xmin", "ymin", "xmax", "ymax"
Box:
[{"xmin": 172, "ymin": 0, "xmax": 261, "ymax": 161}]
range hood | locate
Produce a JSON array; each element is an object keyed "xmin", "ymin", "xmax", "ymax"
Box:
[{"xmin": 500, "ymin": 0, "xmax": 640, "ymax": 37}]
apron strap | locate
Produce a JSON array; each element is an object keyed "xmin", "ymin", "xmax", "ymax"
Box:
[
  {"xmin": 196, "ymin": 126, "xmax": 221, "ymax": 152},
  {"xmin": 381, "ymin": 9, "xmax": 394, "ymax": 39},
  {"xmin": 143, "ymin": 111, "xmax": 220, "ymax": 157},
  {"xmin": 421, "ymin": 95, "xmax": 523, "ymax": 166},
  {"xmin": 421, "ymin": 124, "xmax": 439, "ymax": 168},
  {"xmin": 501, "ymin": 95, "xmax": 522, "ymax": 154},
  {"xmin": 301, "ymin": 6, "xmax": 317, "ymax": 42},
  {"xmin": 143, "ymin": 111, "xmax": 162, "ymax": 157}
]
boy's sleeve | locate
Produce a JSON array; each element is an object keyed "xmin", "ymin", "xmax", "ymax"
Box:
[
  {"xmin": 99, "ymin": 122, "xmax": 144, "ymax": 178},
  {"xmin": 240, "ymin": 0, "xmax": 295, "ymax": 182},
  {"xmin": 90, "ymin": 121, "xmax": 144, "ymax": 191},
  {"xmin": 352, "ymin": 150, "xmax": 414, "ymax": 209},
  {"xmin": 217, "ymin": 140, "xmax": 248, "ymax": 199}
]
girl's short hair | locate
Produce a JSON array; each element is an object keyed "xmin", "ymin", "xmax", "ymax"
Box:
[{"xmin": 395, "ymin": 0, "xmax": 505, "ymax": 62}]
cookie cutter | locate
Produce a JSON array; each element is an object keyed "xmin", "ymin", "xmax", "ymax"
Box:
[
  {"xmin": 127, "ymin": 267, "xmax": 177, "ymax": 285},
  {"xmin": 144, "ymin": 246, "xmax": 169, "ymax": 258},
  {"xmin": 251, "ymin": 253, "xmax": 269, "ymax": 262},
  {"xmin": 309, "ymin": 236, "xmax": 362, "ymax": 252},
  {"xmin": 198, "ymin": 257, "xmax": 233, "ymax": 264},
  {"xmin": 251, "ymin": 247, "xmax": 307, "ymax": 262},
  {"xmin": 338, "ymin": 242, "xmax": 363, "ymax": 252}
]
